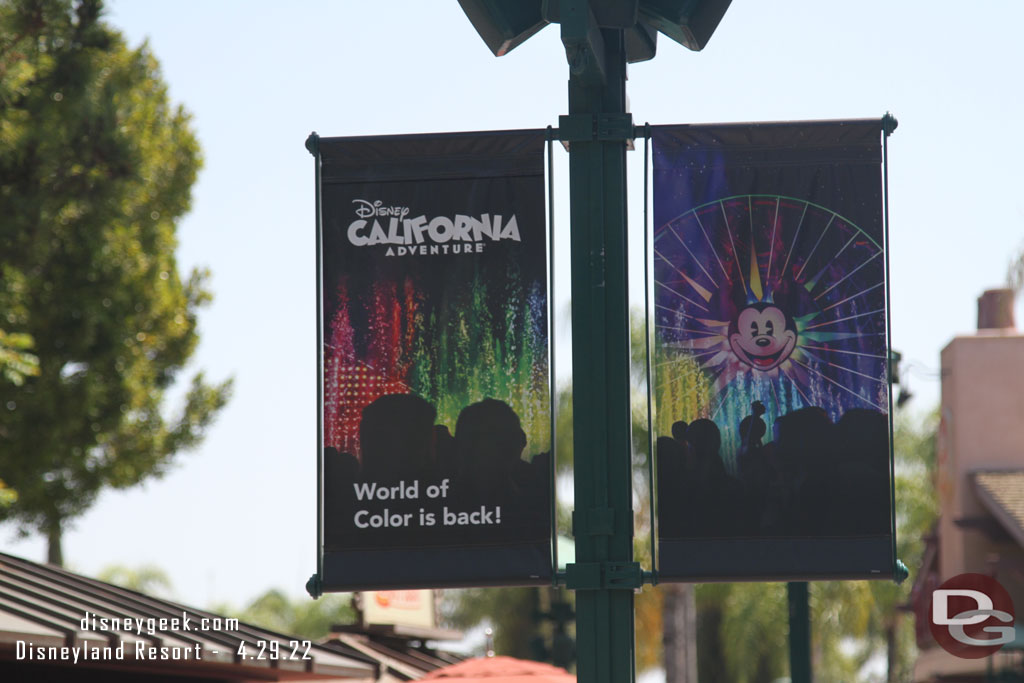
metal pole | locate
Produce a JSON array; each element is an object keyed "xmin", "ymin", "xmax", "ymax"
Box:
[
  {"xmin": 788, "ymin": 582, "xmax": 811, "ymax": 683},
  {"xmin": 306, "ymin": 131, "xmax": 324, "ymax": 600},
  {"xmin": 561, "ymin": 8, "xmax": 637, "ymax": 683}
]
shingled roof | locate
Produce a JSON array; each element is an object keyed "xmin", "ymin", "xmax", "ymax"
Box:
[
  {"xmin": 0, "ymin": 551, "xmax": 377, "ymax": 682},
  {"xmin": 973, "ymin": 470, "xmax": 1024, "ymax": 548},
  {"xmin": 325, "ymin": 630, "xmax": 464, "ymax": 682}
]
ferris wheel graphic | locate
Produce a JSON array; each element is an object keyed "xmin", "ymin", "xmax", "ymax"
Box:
[{"xmin": 653, "ymin": 194, "xmax": 889, "ymax": 430}]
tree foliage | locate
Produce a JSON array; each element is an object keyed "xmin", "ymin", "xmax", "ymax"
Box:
[
  {"xmin": 0, "ymin": 328, "xmax": 38, "ymax": 386},
  {"xmin": 445, "ymin": 586, "xmax": 545, "ymax": 660},
  {"xmin": 215, "ymin": 589, "xmax": 357, "ymax": 641},
  {"xmin": 97, "ymin": 563, "xmax": 174, "ymax": 598},
  {"xmin": 0, "ymin": 0, "xmax": 231, "ymax": 562}
]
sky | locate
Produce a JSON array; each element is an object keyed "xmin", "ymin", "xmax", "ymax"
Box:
[{"xmin": 4, "ymin": 0, "xmax": 1024, "ymax": 616}]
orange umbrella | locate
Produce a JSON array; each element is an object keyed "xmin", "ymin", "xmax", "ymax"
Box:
[{"xmin": 420, "ymin": 656, "xmax": 575, "ymax": 683}]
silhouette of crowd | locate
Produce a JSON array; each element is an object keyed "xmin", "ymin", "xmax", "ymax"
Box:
[
  {"xmin": 324, "ymin": 393, "xmax": 550, "ymax": 549},
  {"xmin": 657, "ymin": 402, "xmax": 891, "ymax": 539}
]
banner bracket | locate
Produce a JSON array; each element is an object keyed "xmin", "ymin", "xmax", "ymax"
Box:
[
  {"xmin": 556, "ymin": 113, "xmax": 635, "ymax": 149},
  {"xmin": 565, "ymin": 561, "xmax": 644, "ymax": 591}
]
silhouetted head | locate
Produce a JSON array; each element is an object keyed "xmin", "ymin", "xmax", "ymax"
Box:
[
  {"xmin": 671, "ymin": 420, "xmax": 689, "ymax": 443},
  {"xmin": 359, "ymin": 393, "xmax": 437, "ymax": 476},
  {"xmin": 325, "ymin": 446, "xmax": 359, "ymax": 480},
  {"xmin": 775, "ymin": 406, "xmax": 834, "ymax": 463},
  {"xmin": 686, "ymin": 419, "xmax": 721, "ymax": 459},
  {"xmin": 455, "ymin": 398, "xmax": 526, "ymax": 467}
]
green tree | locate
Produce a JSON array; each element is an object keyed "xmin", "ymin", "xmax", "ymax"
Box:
[
  {"xmin": 0, "ymin": 329, "xmax": 38, "ymax": 386},
  {"xmin": 445, "ymin": 586, "xmax": 547, "ymax": 660},
  {"xmin": 216, "ymin": 589, "xmax": 356, "ymax": 641},
  {"xmin": 97, "ymin": 563, "xmax": 174, "ymax": 598},
  {"xmin": 0, "ymin": 0, "xmax": 231, "ymax": 564}
]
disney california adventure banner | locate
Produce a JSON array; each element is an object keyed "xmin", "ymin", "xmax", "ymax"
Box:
[
  {"xmin": 652, "ymin": 120, "xmax": 894, "ymax": 580},
  {"xmin": 316, "ymin": 130, "xmax": 551, "ymax": 590}
]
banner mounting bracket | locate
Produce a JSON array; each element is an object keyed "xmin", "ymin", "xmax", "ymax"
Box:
[
  {"xmin": 565, "ymin": 561, "xmax": 644, "ymax": 591},
  {"xmin": 555, "ymin": 113, "xmax": 635, "ymax": 150}
]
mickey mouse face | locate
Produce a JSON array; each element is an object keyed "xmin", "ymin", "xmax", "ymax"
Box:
[{"xmin": 728, "ymin": 304, "xmax": 797, "ymax": 371}]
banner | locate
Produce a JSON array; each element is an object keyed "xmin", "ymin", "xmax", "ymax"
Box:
[
  {"xmin": 652, "ymin": 120, "xmax": 893, "ymax": 580},
  {"xmin": 317, "ymin": 130, "xmax": 552, "ymax": 590}
]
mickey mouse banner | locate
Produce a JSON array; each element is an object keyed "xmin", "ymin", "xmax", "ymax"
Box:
[
  {"xmin": 316, "ymin": 130, "xmax": 551, "ymax": 591},
  {"xmin": 652, "ymin": 120, "xmax": 894, "ymax": 581}
]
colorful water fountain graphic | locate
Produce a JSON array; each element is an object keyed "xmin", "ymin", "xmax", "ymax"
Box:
[
  {"xmin": 654, "ymin": 194, "xmax": 889, "ymax": 470},
  {"xmin": 323, "ymin": 266, "xmax": 550, "ymax": 461}
]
